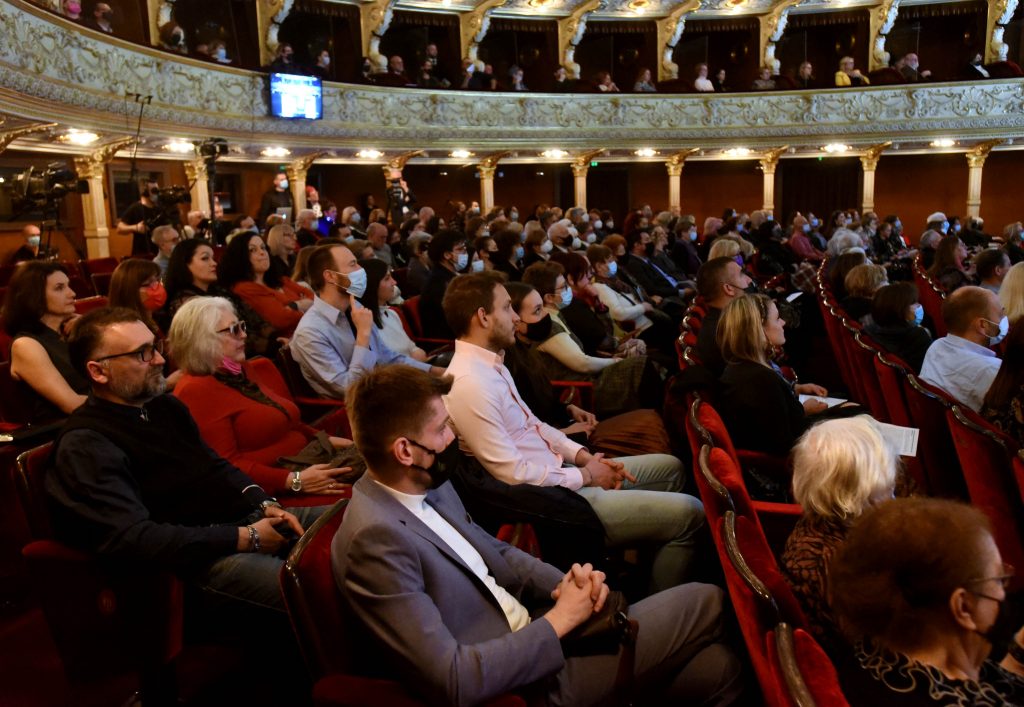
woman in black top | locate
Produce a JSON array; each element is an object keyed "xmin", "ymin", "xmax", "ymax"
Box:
[
  {"xmin": 716, "ymin": 294, "xmax": 831, "ymax": 456},
  {"xmin": 491, "ymin": 229, "xmax": 524, "ymax": 282},
  {"xmin": 864, "ymin": 282, "xmax": 932, "ymax": 372},
  {"xmin": 4, "ymin": 261, "xmax": 89, "ymax": 423}
]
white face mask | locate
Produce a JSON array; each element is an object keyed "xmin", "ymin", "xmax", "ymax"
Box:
[
  {"xmin": 567, "ymin": 226, "xmax": 579, "ymax": 238},
  {"xmin": 279, "ymin": 178, "xmax": 289, "ymax": 190},
  {"xmin": 593, "ymin": 219, "xmax": 603, "ymax": 231},
  {"xmin": 455, "ymin": 252, "xmax": 469, "ymax": 270},
  {"xmin": 606, "ymin": 221, "xmax": 614, "ymax": 230},
  {"xmin": 586, "ymin": 232, "xmax": 597, "ymax": 244},
  {"xmin": 559, "ymin": 286, "xmax": 573, "ymax": 309},
  {"xmin": 540, "ymin": 240, "xmax": 553, "ymax": 254},
  {"xmin": 350, "ymin": 213, "xmax": 361, "ymax": 225},
  {"xmin": 571, "ymin": 237, "xmax": 582, "ymax": 250},
  {"xmin": 581, "ymin": 213, "xmax": 589, "ymax": 223},
  {"xmin": 470, "ymin": 259, "xmax": 485, "ymax": 273},
  {"xmin": 986, "ymin": 315, "xmax": 1009, "ymax": 346}
]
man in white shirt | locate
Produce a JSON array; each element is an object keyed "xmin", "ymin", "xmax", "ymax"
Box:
[
  {"xmin": 332, "ymin": 364, "xmax": 742, "ymax": 706},
  {"xmin": 440, "ymin": 272, "xmax": 705, "ymax": 593},
  {"xmin": 920, "ymin": 286, "xmax": 1006, "ymax": 412}
]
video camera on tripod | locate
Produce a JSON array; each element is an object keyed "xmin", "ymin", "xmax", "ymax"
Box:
[
  {"xmin": 6, "ymin": 163, "xmax": 89, "ymax": 217},
  {"xmin": 144, "ymin": 184, "xmax": 192, "ymax": 230}
]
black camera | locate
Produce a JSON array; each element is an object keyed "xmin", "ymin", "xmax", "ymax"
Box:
[
  {"xmin": 7, "ymin": 163, "xmax": 89, "ymax": 212},
  {"xmin": 154, "ymin": 185, "xmax": 191, "ymax": 206},
  {"xmin": 198, "ymin": 138, "xmax": 228, "ymax": 159}
]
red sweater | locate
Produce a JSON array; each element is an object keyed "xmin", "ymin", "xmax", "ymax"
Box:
[
  {"xmin": 173, "ymin": 361, "xmax": 336, "ymax": 506},
  {"xmin": 231, "ymin": 278, "xmax": 312, "ymax": 337}
]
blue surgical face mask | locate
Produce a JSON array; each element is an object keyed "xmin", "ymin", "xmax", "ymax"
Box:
[
  {"xmin": 332, "ymin": 268, "xmax": 366, "ymax": 298},
  {"xmin": 608, "ymin": 260, "xmax": 618, "ymax": 276},
  {"xmin": 689, "ymin": 230, "xmax": 698, "ymax": 242},
  {"xmin": 985, "ymin": 315, "xmax": 1009, "ymax": 345},
  {"xmin": 953, "ymin": 223, "xmax": 962, "ymax": 233},
  {"xmin": 510, "ymin": 211, "xmax": 519, "ymax": 222},
  {"xmin": 810, "ymin": 217, "xmax": 819, "ymax": 228},
  {"xmin": 471, "ymin": 259, "xmax": 485, "ymax": 273},
  {"xmin": 27, "ymin": 235, "xmax": 41, "ymax": 247},
  {"xmin": 912, "ymin": 304, "xmax": 924, "ymax": 326},
  {"xmin": 514, "ymin": 245, "xmax": 524, "ymax": 260},
  {"xmin": 455, "ymin": 252, "xmax": 469, "ymax": 270},
  {"xmin": 940, "ymin": 221, "xmax": 950, "ymax": 234},
  {"xmin": 802, "ymin": 223, "xmax": 811, "ymax": 233},
  {"xmin": 559, "ymin": 286, "xmax": 573, "ymax": 309}
]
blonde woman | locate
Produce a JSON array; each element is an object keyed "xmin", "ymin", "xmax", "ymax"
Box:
[
  {"xmin": 781, "ymin": 416, "xmax": 898, "ymax": 645},
  {"xmin": 841, "ymin": 263, "xmax": 888, "ymax": 321},
  {"xmin": 1000, "ymin": 261, "xmax": 1024, "ymax": 326}
]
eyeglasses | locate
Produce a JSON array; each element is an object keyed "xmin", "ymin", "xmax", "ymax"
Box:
[
  {"xmin": 94, "ymin": 339, "xmax": 165, "ymax": 364},
  {"xmin": 216, "ymin": 321, "xmax": 247, "ymax": 338},
  {"xmin": 968, "ymin": 563, "xmax": 1015, "ymax": 591}
]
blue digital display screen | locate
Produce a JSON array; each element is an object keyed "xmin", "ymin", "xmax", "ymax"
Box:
[{"xmin": 269, "ymin": 73, "xmax": 323, "ymax": 120}]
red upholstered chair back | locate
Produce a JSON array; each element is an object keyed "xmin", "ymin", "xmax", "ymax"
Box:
[
  {"xmin": 694, "ymin": 445, "xmax": 734, "ymax": 546},
  {"xmin": 912, "ymin": 257, "xmax": 948, "ymax": 338},
  {"xmin": 696, "ymin": 396, "xmax": 789, "ymax": 479},
  {"xmin": 820, "ymin": 302, "xmax": 861, "ymax": 404},
  {"xmin": 767, "ymin": 623, "xmax": 850, "ymax": 707},
  {"xmin": 902, "ymin": 374, "xmax": 968, "ymax": 499},
  {"xmin": 15, "ymin": 443, "xmax": 184, "ymax": 682},
  {"xmin": 946, "ymin": 405, "xmax": 1024, "ymax": 590},
  {"xmin": 400, "ymin": 295, "xmax": 425, "ymax": 338},
  {"xmin": 848, "ymin": 333, "xmax": 890, "ymax": 422},
  {"xmin": 78, "ymin": 256, "xmax": 119, "ymax": 278},
  {"xmin": 73, "ymin": 295, "xmax": 109, "ymax": 315},
  {"xmin": 872, "ymin": 352, "xmax": 913, "ymax": 427},
  {"xmin": 246, "ymin": 355, "xmax": 293, "ymax": 402}
]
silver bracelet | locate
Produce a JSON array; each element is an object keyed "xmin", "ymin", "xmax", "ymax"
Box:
[{"xmin": 247, "ymin": 525, "xmax": 260, "ymax": 553}]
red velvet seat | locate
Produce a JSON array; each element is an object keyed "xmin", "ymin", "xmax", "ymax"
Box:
[
  {"xmin": 847, "ymin": 332, "xmax": 889, "ymax": 422},
  {"xmin": 280, "ymin": 500, "xmax": 526, "ymax": 707},
  {"xmin": 248, "ymin": 355, "xmax": 350, "ymax": 438},
  {"xmin": 766, "ymin": 623, "xmax": 849, "ymax": 706},
  {"xmin": 902, "ymin": 374, "xmax": 968, "ymax": 499},
  {"xmin": 867, "ymin": 67, "xmax": 905, "ymax": 85},
  {"xmin": 985, "ymin": 60, "xmax": 1024, "ymax": 78},
  {"xmin": 90, "ymin": 271, "xmax": 114, "ymax": 296},
  {"xmin": 14, "ymin": 443, "xmax": 185, "ymax": 697},
  {"xmin": 693, "ymin": 396, "xmax": 789, "ymax": 481},
  {"xmin": 945, "ymin": 404, "xmax": 1024, "ymax": 590},
  {"xmin": 872, "ymin": 351, "xmax": 929, "ymax": 491},
  {"xmin": 74, "ymin": 295, "xmax": 109, "ymax": 315},
  {"xmin": 399, "ymin": 295, "xmax": 454, "ymax": 349},
  {"xmin": 61, "ymin": 260, "xmax": 95, "ymax": 299},
  {"xmin": 78, "ymin": 256, "xmax": 119, "ymax": 278},
  {"xmin": 912, "ymin": 255, "xmax": 947, "ymax": 338}
]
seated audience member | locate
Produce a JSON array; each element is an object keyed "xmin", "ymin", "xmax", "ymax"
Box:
[
  {"xmin": 841, "ymin": 263, "xmax": 888, "ymax": 322},
  {"xmin": 595, "ymin": 71, "xmax": 619, "ymax": 92},
  {"xmin": 920, "ymin": 286, "xmax": 1005, "ymax": 411},
  {"xmin": 334, "ymin": 365, "xmax": 742, "ymax": 706},
  {"xmin": 356, "ymin": 258, "xmax": 427, "ymax": 362},
  {"xmin": 150, "ymin": 225, "xmax": 179, "ymax": 277},
  {"xmin": 470, "ymin": 235, "xmax": 499, "ymax": 272},
  {"xmin": 294, "ymin": 210, "xmax": 320, "ymax": 248},
  {"xmin": 622, "ymin": 229, "xmax": 686, "ymax": 301},
  {"xmin": 864, "ymin": 282, "xmax": 932, "ymax": 372},
  {"xmin": 633, "ymin": 67, "xmax": 657, "ymax": 92},
  {"xmin": 781, "ymin": 416, "xmax": 898, "ymax": 648},
  {"xmin": 899, "ymin": 52, "xmax": 931, "ymax": 81},
  {"xmin": 291, "ymin": 245, "xmax": 317, "ymax": 291},
  {"xmin": 717, "ymin": 295, "xmax": 831, "ymax": 456},
  {"xmin": 523, "ymin": 226, "xmax": 553, "ymax": 269},
  {"xmin": 694, "ymin": 257, "xmax": 752, "ymax": 376},
  {"xmin": 788, "ymin": 218, "xmax": 825, "ymax": 263},
  {"xmin": 509, "ymin": 278, "xmax": 658, "ymax": 417},
  {"xmin": 694, "ymin": 63, "xmax": 714, "ymax": 92},
  {"xmin": 554, "ymin": 252, "xmax": 616, "ymax": 356},
  {"xmin": 8, "ymin": 224, "xmax": 55, "ymax": 265},
  {"xmin": 712, "ymin": 68, "xmax": 729, "ymax": 92},
  {"xmin": 981, "ymin": 319, "xmax": 1024, "ymax": 443},
  {"xmin": 266, "ymin": 224, "xmax": 298, "ymax": 283},
  {"xmin": 4, "ymin": 261, "xmax": 89, "ymax": 422},
  {"xmin": 751, "ymin": 66, "xmax": 776, "ymax": 90},
  {"xmin": 366, "ymin": 222, "xmax": 394, "ymax": 266},
  {"xmin": 219, "ymin": 232, "xmax": 313, "ymax": 339},
  {"xmin": 671, "ymin": 216, "xmax": 703, "ymax": 276},
  {"xmin": 976, "ymin": 247, "xmax": 1011, "ymax": 295},
  {"xmin": 825, "ymin": 229, "xmax": 865, "ymax": 260},
  {"xmin": 404, "ymin": 232, "xmax": 433, "ymax": 296},
  {"xmin": 829, "ymin": 497, "xmax": 1024, "ymax": 704},
  {"xmin": 170, "ymin": 297, "xmax": 354, "ymax": 504},
  {"xmin": 870, "ymin": 220, "xmax": 908, "ymax": 262},
  {"xmin": 419, "ymin": 229, "xmax": 467, "ymax": 340},
  {"xmin": 927, "ymin": 236, "xmax": 972, "ymax": 295},
  {"xmin": 1005, "ymin": 222, "xmax": 1024, "ymax": 265},
  {"xmin": 86, "ymin": 2, "xmax": 114, "ymax": 33},
  {"xmin": 442, "ymin": 272, "xmax": 706, "ymax": 593},
  {"xmin": 46, "ymin": 307, "xmax": 321, "ymax": 611},
  {"xmin": 795, "ymin": 61, "xmax": 816, "ymax": 89},
  {"xmin": 827, "ymin": 251, "xmax": 867, "ymax": 300},
  {"xmin": 491, "ymin": 229, "xmax": 524, "ymax": 282},
  {"xmin": 291, "ymin": 245, "xmax": 441, "ymax": 399},
  {"xmin": 835, "ymin": 56, "xmax": 869, "ymax": 86},
  {"xmin": 108, "ymin": 258, "xmax": 165, "ymax": 336},
  {"xmin": 1001, "ymin": 262, "xmax": 1024, "ymax": 326}
]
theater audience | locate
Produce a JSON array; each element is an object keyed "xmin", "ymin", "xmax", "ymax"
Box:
[
  {"xmin": 333, "ymin": 364, "xmax": 742, "ymax": 706},
  {"xmin": 827, "ymin": 251, "xmax": 867, "ymax": 300},
  {"xmin": 4, "ymin": 261, "xmax": 88, "ymax": 423},
  {"xmin": 927, "ymin": 236, "xmax": 972, "ymax": 294},
  {"xmin": 219, "ymin": 232, "xmax": 313, "ymax": 340},
  {"xmin": 694, "ymin": 63, "xmax": 714, "ymax": 92},
  {"xmin": 864, "ymin": 282, "xmax": 932, "ymax": 372},
  {"xmin": 716, "ymin": 294, "xmax": 830, "ymax": 456},
  {"xmin": 6, "ymin": 224, "xmax": 56, "ymax": 265},
  {"xmin": 108, "ymin": 258, "xmax": 165, "ymax": 336},
  {"xmin": 981, "ymin": 319, "xmax": 1024, "ymax": 444},
  {"xmin": 356, "ymin": 258, "xmax": 428, "ymax": 362},
  {"xmin": 920, "ymin": 286, "xmax": 1004, "ymax": 412},
  {"xmin": 788, "ymin": 217, "xmax": 825, "ymax": 263},
  {"xmin": 169, "ymin": 297, "xmax": 354, "ymax": 505},
  {"xmin": 781, "ymin": 416, "xmax": 898, "ymax": 647},
  {"xmin": 695, "ymin": 257, "xmax": 752, "ymax": 376},
  {"xmin": 491, "ymin": 229, "xmax": 524, "ymax": 282},
  {"xmin": 291, "ymin": 245, "xmax": 441, "ymax": 399},
  {"xmin": 553, "ymin": 252, "xmax": 616, "ymax": 356},
  {"xmin": 1001, "ymin": 262, "xmax": 1024, "ymax": 325},
  {"xmin": 523, "ymin": 226, "xmax": 552, "ymax": 269},
  {"xmin": 419, "ymin": 229, "xmax": 467, "ymax": 340},
  {"xmin": 294, "ymin": 210, "xmax": 320, "ymax": 248},
  {"xmin": 841, "ymin": 263, "xmax": 888, "ymax": 322},
  {"xmin": 442, "ymin": 272, "xmax": 706, "ymax": 593},
  {"xmin": 266, "ymin": 223, "xmax": 298, "ymax": 283},
  {"xmin": 976, "ymin": 248, "xmax": 1011, "ymax": 294},
  {"xmin": 829, "ymin": 497, "xmax": 1024, "ymax": 704},
  {"xmin": 870, "ymin": 220, "xmax": 907, "ymax": 262},
  {"xmin": 835, "ymin": 56, "xmax": 869, "ymax": 86},
  {"xmin": 150, "ymin": 225, "xmax": 179, "ymax": 277},
  {"xmin": 633, "ymin": 67, "xmax": 657, "ymax": 92}
]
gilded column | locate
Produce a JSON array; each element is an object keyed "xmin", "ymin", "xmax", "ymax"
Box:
[
  {"xmin": 965, "ymin": 139, "xmax": 1004, "ymax": 218},
  {"xmin": 478, "ymin": 165, "xmax": 497, "ymax": 213},
  {"xmin": 72, "ymin": 138, "xmax": 136, "ymax": 258},
  {"xmin": 758, "ymin": 147, "xmax": 788, "ymax": 214},
  {"xmin": 859, "ymin": 142, "xmax": 891, "ymax": 213},
  {"xmin": 665, "ymin": 149, "xmax": 699, "ymax": 211},
  {"xmin": 570, "ymin": 150, "xmax": 604, "ymax": 210},
  {"xmin": 183, "ymin": 157, "xmax": 210, "ymax": 217},
  {"xmin": 286, "ymin": 151, "xmax": 328, "ymax": 217}
]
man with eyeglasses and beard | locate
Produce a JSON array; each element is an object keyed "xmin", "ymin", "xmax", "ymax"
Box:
[{"xmin": 45, "ymin": 307, "xmax": 324, "ymax": 612}]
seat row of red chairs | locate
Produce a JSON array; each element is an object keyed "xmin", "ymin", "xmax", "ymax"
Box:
[{"xmin": 815, "ymin": 261, "xmax": 1024, "ymax": 592}]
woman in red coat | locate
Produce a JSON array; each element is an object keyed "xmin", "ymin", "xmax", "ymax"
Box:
[{"xmin": 169, "ymin": 295, "xmax": 352, "ymax": 506}]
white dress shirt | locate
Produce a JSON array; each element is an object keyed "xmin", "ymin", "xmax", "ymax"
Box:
[
  {"xmin": 919, "ymin": 334, "xmax": 1001, "ymax": 412},
  {"xmin": 372, "ymin": 480, "xmax": 530, "ymax": 631}
]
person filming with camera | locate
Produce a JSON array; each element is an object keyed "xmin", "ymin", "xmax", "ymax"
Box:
[{"xmin": 117, "ymin": 178, "xmax": 166, "ymax": 256}]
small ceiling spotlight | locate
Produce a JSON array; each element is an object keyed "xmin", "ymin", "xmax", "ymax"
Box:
[
  {"xmin": 930, "ymin": 139, "xmax": 956, "ymax": 148},
  {"xmin": 450, "ymin": 150, "xmax": 474, "ymax": 159},
  {"xmin": 356, "ymin": 149, "xmax": 384, "ymax": 159},
  {"xmin": 163, "ymin": 140, "xmax": 195, "ymax": 154},
  {"xmin": 634, "ymin": 148, "xmax": 659, "ymax": 157},
  {"xmin": 722, "ymin": 147, "xmax": 752, "ymax": 157},
  {"xmin": 540, "ymin": 149, "xmax": 569, "ymax": 159},
  {"xmin": 59, "ymin": 129, "xmax": 100, "ymax": 146},
  {"xmin": 821, "ymin": 143, "xmax": 852, "ymax": 154},
  {"xmin": 261, "ymin": 146, "xmax": 291, "ymax": 158},
  {"xmin": 627, "ymin": 0, "xmax": 650, "ymax": 13}
]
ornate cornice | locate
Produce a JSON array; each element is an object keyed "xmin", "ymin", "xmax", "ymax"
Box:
[{"xmin": 2, "ymin": 0, "xmax": 1024, "ymax": 153}]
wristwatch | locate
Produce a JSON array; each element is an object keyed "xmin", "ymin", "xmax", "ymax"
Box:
[
  {"xmin": 290, "ymin": 471, "xmax": 303, "ymax": 492},
  {"xmin": 259, "ymin": 498, "xmax": 282, "ymax": 513}
]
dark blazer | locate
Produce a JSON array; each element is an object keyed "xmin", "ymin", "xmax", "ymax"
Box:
[
  {"xmin": 864, "ymin": 322, "xmax": 932, "ymax": 373},
  {"xmin": 695, "ymin": 306, "xmax": 725, "ymax": 377},
  {"xmin": 419, "ymin": 266, "xmax": 457, "ymax": 339},
  {"xmin": 622, "ymin": 254, "xmax": 679, "ymax": 299},
  {"xmin": 718, "ymin": 360, "xmax": 806, "ymax": 456},
  {"xmin": 332, "ymin": 477, "xmax": 566, "ymax": 706}
]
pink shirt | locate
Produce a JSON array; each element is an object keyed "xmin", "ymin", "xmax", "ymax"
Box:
[{"xmin": 444, "ymin": 340, "xmax": 585, "ymax": 489}]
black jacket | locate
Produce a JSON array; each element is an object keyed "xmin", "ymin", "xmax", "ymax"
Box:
[
  {"xmin": 864, "ymin": 322, "xmax": 932, "ymax": 373},
  {"xmin": 718, "ymin": 360, "xmax": 806, "ymax": 456},
  {"xmin": 419, "ymin": 266, "xmax": 457, "ymax": 339}
]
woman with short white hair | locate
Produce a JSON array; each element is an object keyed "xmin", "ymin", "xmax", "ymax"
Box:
[
  {"xmin": 781, "ymin": 415, "xmax": 898, "ymax": 646},
  {"xmin": 170, "ymin": 296, "xmax": 355, "ymax": 504}
]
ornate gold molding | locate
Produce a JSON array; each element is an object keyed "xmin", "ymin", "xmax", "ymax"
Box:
[
  {"xmin": 381, "ymin": 149, "xmax": 425, "ymax": 179},
  {"xmin": 859, "ymin": 141, "xmax": 891, "ymax": 170},
  {"xmin": 183, "ymin": 156, "xmax": 207, "ymax": 182},
  {"xmin": 460, "ymin": 0, "xmax": 507, "ymax": 64},
  {"xmin": 72, "ymin": 137, "xmax": 136, "ymax": 179},
  {"xmin": 361, "ymin": 0, "xmax": 398, "ymax": 72},
  {"xmin": 558, "ymin": 0, "xmax": 603, "ymax": 80},
  {"xmin": 758, "ymin": 146, "xmax": 788, "ymax": 174},
  {"xmin": 256, "ymin": 0, "xmax": 294, "ymax": 68},
  {"xmin": 570, "ymin": 149, "xmax": 605, "ymax": 177},
  {"xmin": 0, "ymin": 122, "xmax": 57, "ymax": 154},
  {"xmin": 478, "ymin": 150, "xmax": 514, "ymax": 170},
  {"xmin": 657, "ymin": 0, "xmax": 702, "ymax": 81},
  {"xmin": 286, "ymin": 150, "xmax": 328, "ymax": 182},
  {"xmin": 869, "ymin": 0, "xmax": 901, "ymax": 71},
  {"xmin": 966, "ymin": 138, "xmax": 1004, "ymax": 168},
  {"xmin": 665, "ymin": 148, "xmax": 700, "ymax": 176},
  {"xmin": 759, "ymin": 0, "xmax": 803, "ymax": 75},
  {"xmin": 986, "ymin": 0, "xmax": 1019, "ymax": 63}
]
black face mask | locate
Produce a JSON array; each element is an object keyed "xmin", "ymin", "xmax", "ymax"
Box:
[
  {"xmin": 744, "ymin": 282, "xmax": 759, "ymax": 295},
  {"xmin": 408, "ymin": 438, "xmax": 461, "ymax": 489},
  {"xmin": 524, "ymin": 313, "xmax": 553, "ymax": 342},
  {"xmin": 973, "ymin": 590, "xmax": 1023, "ymax": 649},
  {"xmin": 644, "ymin": 242, "xmax": 656, "ymax": 257}
]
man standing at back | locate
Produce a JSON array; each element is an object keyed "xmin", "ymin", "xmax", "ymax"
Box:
[
  {"xmin": 333, "ymin": 364, "xmax": 742, "ymax": 706},
  {"xmin": 441, "ymin": 272, "xmax": 705, "ymax": 593}
]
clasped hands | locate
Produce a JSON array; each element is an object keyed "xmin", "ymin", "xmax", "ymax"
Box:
[
  {"xmin": 575, "ymin": 449, "xmax": 636, "ymax": 490},
  {"xmin": 545, "ymin": 563, "xmax": 611, "ymax": 639}
]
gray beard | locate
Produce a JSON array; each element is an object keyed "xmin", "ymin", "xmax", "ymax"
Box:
[{"xmin": 108, "ymin": 370, "xmax": 167, "ymax": 405}]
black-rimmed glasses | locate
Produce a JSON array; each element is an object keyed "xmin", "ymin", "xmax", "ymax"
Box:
[
  {"xmin": 94, "ymin": 339, "xmax": 165, "ymax": 364},
  {"xmin": 216, "ymin": 321, "xmax": 247, "ymax": 338}
]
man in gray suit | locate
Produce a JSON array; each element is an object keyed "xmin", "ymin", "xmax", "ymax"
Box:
[{"xmin": 332, "ymin": 365, "xmax": 743, "ymax": 706}]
